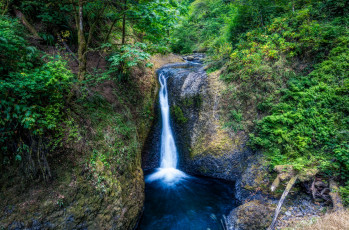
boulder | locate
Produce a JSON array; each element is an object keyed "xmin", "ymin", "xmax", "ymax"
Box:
[
  {"xmin": 186, "ymin": 56, "xmax": 195, "ymax": 61},
  {"xmin": 236, "ymin": 154, "xmax": 273, "ymax": 201},
  {"xmin": 227, "ymin": 200, "xmax": 275, "ymax": 230}
]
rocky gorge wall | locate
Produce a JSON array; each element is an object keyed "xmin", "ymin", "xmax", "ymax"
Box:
[
  {"xmin": 142, "ymin": 56, "xmax": 262, "ymax": 188},
  {"xmin": 164, "ymin": 60, "xmax": 253, "ymax": 182}
]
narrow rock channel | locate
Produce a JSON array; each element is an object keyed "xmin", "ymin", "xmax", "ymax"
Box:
[{"xmin": 139, "ymin": 58, "xmax": 238, "ymax": 229}]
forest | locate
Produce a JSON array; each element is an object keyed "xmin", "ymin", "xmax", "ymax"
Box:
[{"xmin": 0, "ymin": 0, "xmax": 348, "ymax": 229}]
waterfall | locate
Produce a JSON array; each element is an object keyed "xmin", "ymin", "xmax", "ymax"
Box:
[
  {"xmin": 159, "ymin": 72, "xmax": 178, "ymax": 168},
  {"xmin": 146, "ymin": 72, "xmax": 188, "ymax": 185}
]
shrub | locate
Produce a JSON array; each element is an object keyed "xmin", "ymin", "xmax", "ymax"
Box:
[
  {"xmin": 250, "ymin": 44, "xmax": 349, "ymax": 181},
  {"xmin": 108, "ymin": 43, "xmax": 152, "ymax": 81},
  {"xmin": 0, "ymin": 16, "xmax": 73, "ymax": 180}
]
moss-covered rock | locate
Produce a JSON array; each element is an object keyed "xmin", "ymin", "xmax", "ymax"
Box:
[
  {"xmin": 165, "ymin": 66, "xmax": 253, "ymax": 181},
  {"xmin": 237, "ymin": 155, "xmax": 274, "ymax": 199},
  {"xmin": 227, "ymin": 200, "xmax": 275, "ymax": 230}
]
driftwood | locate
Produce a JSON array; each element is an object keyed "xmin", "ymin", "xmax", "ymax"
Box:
[
  {"xmin": 14, "ymin": 10, "xmax": 41, "ymax": 40},
  {"xmin": 268, "ymin": 175, "xmax": 298, "ymax": 230},
  {"xmin": 329, "ymin": 179, "xmax": 344, "ymax": 211},
  {"xmin": 309, "ymin": 178, "xmax": 331, "ymax": 202}
]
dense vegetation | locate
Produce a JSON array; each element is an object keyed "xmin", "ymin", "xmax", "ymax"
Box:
[
  {"xmin": 0, "ymin": 0, "xmax": 182, "ymax": 183},
  {"xmin": 172, "ymin": 0, "xmax": 349, "ymax": 204},
  {"xmin": 1, "ymin": 0, "xmax": 348, "ymax": 213},
  {"xmin": 0, "ymin": 16, "xmax": 73, "ymax": 180}
]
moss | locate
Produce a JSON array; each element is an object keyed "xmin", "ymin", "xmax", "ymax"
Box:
[
  {"xmin": 190, "ymin": 123, "xmax": 235, "ymax": 158},
  {"xmin": 234, "ymin": 200, "xmax": 276, "ymax": 230},
  {"xmin": 181, "ymin": 94, "xmax": 203, "ymax": 108},
  {"xmin": 171, "ymin": 105, "xmax": 188, "ymax": 124}
]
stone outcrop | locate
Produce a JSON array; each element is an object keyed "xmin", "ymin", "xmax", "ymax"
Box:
[{"xmin": 162, "ymin": 62, "xmax": 253, "ymax": 181}]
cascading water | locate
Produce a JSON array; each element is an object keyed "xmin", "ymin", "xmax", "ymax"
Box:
[
  {"xmin": 159, "ymin": 72, "xmax": 178, "ymax": 169},
  {"xmin": 139, "ymin": 62, "xmax": 238, "ymax": 230},
  {"xmin": 146, "ymin": 72, "xmax": 188, "ymax": 184}
]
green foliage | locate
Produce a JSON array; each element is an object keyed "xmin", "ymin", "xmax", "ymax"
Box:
[
  {"xmin": 340, "ymin": 184, "xmax": 349, "ymax": 206},
  {"xmin": 108, "ymin": 42, "xmax": 152, "ymax": 81},
  {"xmin": 0, "ymin": 56, "xmax": 72, "ymax": 133},
  {"xmin": 171, "ymin": 0, "xmax": 235, "ymax": 55},
  {"xmin": 250, "ymin": 44, "xmax": 349, "ymax": 178},
  {"xmin": 171, "ymin": 105, "xmax": 188, "ymax": 123},
  {"xmin": 0, "ymin": 16, "xmax": 73, "ymax": 179},
  {"xmin": 132, "ymin": 0, "xmax": 182, "ymax": 44},
  {"xmin": 0, "ymin": 16, "xmax": 40, "ymax": 74},
  {"xmin": 176, "ymin": 0, "xmax": 349, "ymax": 202},
  {"xmin": 225, "ymin": 110, "xmax": 243, "ymax": 131}
]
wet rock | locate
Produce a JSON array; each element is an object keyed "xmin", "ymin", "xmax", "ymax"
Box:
[
  {"xmin": 164, "ymin": 64, "xmax": 252, "ymax": 181},
  {"xmin": 236, "ymin": 154, "xmax": 273, "ymax": 201},
  {"xmin": 186, "ymin": 56, "xmax": 195, "ymax": 61},
  {"xmin": 227, "ymin": 200, "xmax": 275, "ymax": 230},
  {"xmin": 183, "ymin": 53, "xmax": 206, "ymax": 63}
]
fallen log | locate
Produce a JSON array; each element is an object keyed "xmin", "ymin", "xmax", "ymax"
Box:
[
  {"xmin": 14, "ymin": 10, "xmax": 41, "ymax": 40},
  {"xmin": 268, "ymin": 175, "xmax": 298, "ymax": 230}
]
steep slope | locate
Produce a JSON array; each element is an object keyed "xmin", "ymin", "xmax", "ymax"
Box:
[{"xmin": 0, "ymin": 54, "xmax": 182, "ymax": 229}]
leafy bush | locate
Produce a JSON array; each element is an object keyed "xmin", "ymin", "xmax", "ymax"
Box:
[
  {"xmin": 0, "ymin": 16, "xmax": 40, "ymax": 74},
  {"xmin": 0, "ymin": 16, "xmax": 73, "ymax": 180},
  {"xmin": 250, "ymin": 43, "xmax": 349, "ymax": 179},
  {"xmin": 171, "ymin": 0, "xmax": 235, "ymax": 54},
  {"xmin": 108, "ymin": 43, "xmax": 152, "ymax": 81}
]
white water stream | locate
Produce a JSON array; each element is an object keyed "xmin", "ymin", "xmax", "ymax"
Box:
[{"xmin": 146, "ymin": 72, "xmax": 188, "ymax": 185}]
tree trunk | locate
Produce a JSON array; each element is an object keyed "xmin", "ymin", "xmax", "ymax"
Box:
[
  {"xmin": 1, "ymin": 0, "xmax": 9, "ymax": 16},
  {"xmin": 96, "ymin": 17, "xmax": 119, "ymax": 69},
  {"xmin": 77, "ymin": 0, "xmax": 87, "ymax": 81},
  {"xmin": 14, "ymin": 10, "xmax": 41, "ymax": 39},
  {"xmin": 122, "ymin": 0, "xmax": 127, "ymax": 45},
  {"xmin": 268, "ymin": 175, "xmax": 298, "ymax": 230}
]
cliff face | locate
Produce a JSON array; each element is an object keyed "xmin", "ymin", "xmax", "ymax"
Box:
[{"xmin": 161, "ymin": 60, "xmax": 253, "ymax": 181}]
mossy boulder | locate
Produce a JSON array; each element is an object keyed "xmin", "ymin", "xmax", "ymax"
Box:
[
  {"xmin": 236, "ymin": 154, "xmax": 273, "ymax": 200},
  {"xmin": 227, "ymin": 200, "xmax": 275, "ymax": 230}
]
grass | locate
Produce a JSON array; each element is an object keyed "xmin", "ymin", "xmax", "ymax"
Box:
[{"xmin": 287, "ymin": 210, "xmax": 349, "ymax": 230}]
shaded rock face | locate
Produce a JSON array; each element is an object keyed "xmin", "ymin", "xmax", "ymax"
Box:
[
  {"xmin": 235, "ymin": 154, "xmax": 274, "ymax": 201},
  {"xmin": 159, "ymin": 62, "xmax": 253, "ymax": 181},
  {"xmin": 227, "ymin": 200, "xmax": 275, "ymax": 230},
  {"xmin": 1, "ymin": 164, "xmax": 145, "ymax": 230},
  {"xmin": 142, "ymin": 100, "xmax": 161, "ymax": 171}
]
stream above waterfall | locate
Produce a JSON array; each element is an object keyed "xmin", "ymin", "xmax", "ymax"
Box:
[{"xmin": 139, "ymin": 61, "xmax": 238, "ymax": 230}]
